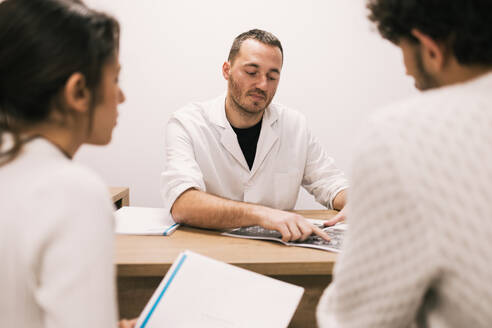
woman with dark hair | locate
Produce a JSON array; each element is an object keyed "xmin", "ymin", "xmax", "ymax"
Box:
[{"xmin": 0, "ymin": 0, "xmax": 134, "ymax": 327}]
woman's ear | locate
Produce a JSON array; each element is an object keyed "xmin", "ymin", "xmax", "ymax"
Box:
[
  {"xmin": 411, "ymin": 28, "xmax": 446, "ymax": 73},
  {"xmin": 63, "ymin": 73, "xmax": 91, "ymax": 114}
]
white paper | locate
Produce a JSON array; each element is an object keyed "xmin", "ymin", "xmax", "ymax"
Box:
[
  {"xmin": 114, "ymin": 206, "xmax": 179, "ymax": 236},
  {"xmin": 135, "ymin": 250, "xmax": 304, "ymax": 328}
]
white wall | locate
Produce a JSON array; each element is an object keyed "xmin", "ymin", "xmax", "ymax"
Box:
[{"xmin": 77, "ymin": 0, "xmax": 416, "ymax": 209}]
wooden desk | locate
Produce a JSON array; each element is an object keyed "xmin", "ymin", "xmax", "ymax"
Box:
[
  {"xmin": 116, "ymin": 210, "xmax": 338, "ymax": 327},
  {"xmin": 109, "ymin": 187, "xmax": 129, "ymax": 209}
]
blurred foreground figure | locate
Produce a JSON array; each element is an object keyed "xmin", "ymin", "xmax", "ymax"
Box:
[
  {"xmin": 317, "ymin": 1, "xmax": 492, "ymax": 327},
  {"xmin": 0, "ymin": 0, "xmax": 130, "ymax": 327}
]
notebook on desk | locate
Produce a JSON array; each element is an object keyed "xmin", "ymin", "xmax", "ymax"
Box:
[
  {"xmin": 135, "ymin": 250, "xmax": 304, "ymax": 328},
  {"xmin": 114, "ymin": 206, "xmax": 179, "ymax": 236}
]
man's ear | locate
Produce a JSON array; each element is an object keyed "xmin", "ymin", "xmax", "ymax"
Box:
[
  {"xmin": 411, "ymin": 28, "xmax": 446, "ymax": 73},
  {"xmin": 222, "ymin": 61, "xmax": 231, "ymax": 81},
  {"xmin": 63, "ymin": 72, "xmax": 91, "ymax": 114}
]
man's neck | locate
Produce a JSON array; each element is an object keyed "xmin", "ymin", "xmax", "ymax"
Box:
[
  {"xmin": 438, "ymin": 61, "xmax": 492, "ymax": 87},
  {"xmin": 225, "ymin": 94, "xmax": 264, "ymax": 129}
]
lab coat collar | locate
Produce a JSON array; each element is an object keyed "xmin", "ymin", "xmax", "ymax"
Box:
[{"xmin": 208, "ymin": 94, "xmax": 279, "ymax": 175}]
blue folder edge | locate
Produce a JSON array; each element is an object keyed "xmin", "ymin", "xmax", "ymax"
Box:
[
  {"xmin": 139, "ymin": 253, "xmax": 188, "ymax": 328},
  {"xmin": 163, "ymin": 223, "xmax": 179, "ymax": 236}
]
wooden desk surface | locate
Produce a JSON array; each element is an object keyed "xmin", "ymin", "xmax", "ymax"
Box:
[
  {"xmin": 116, "ymin": 209, "xmax": 338, "ymax": 326},
  {"xmin": 115, "ymin": 210, "xmax": 339, "ymax": 277},
  {"xmin": 109, "ymin": 187, "xmax": 129, "ymax": 203},
  {"xmin": 109, "ymin": 187, "xmax": 129, "ymax": 209}
]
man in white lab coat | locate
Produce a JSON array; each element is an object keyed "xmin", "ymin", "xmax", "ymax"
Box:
[{"xmin": 161, "ymin": 29, "xmax": 347, "ymax": 241}]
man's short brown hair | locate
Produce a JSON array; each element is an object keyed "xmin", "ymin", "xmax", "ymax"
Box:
[{"xmin": 228, "ymin": 29, "xmax": 283, "ymax": 63}]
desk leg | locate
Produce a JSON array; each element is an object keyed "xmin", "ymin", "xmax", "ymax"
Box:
[{"xmin": 117, "ymin": 275, "xmax": 331, "ymax": 326}]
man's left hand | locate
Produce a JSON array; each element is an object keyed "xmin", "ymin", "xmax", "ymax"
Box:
[{"xmin": 324, "ymin": 206, "xmax": 347, "ymax": 227}]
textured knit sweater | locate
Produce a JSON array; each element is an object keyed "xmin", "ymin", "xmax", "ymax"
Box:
[
  {"xmin": 0, "ymin": 138, "xmax": 117, "ymax": 328},
  {"xmin": 317, "ymin": 71, "xmax": 492, "ymax": 328}
]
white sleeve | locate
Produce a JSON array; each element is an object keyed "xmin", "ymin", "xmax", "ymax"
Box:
[
  {"xmin": 161, "ymin": 117, "xmax": 206, "ymax": 211},
  {"xmin": 33, "ymin": 167, "xmax": 117, "ymax": 328},
  {"xmin": 302, "ymin": 128, "xmax": 348, "ymax": 209},
  {"xmin": 317, "ymin": 127, "xmax": 439, "ymax": 328}
]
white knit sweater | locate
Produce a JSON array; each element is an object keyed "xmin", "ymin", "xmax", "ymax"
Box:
[
  {"xmin": 0, "ymin": 138, "xmax": 117, "ymax": 328},
  {"xmin": 317, "ymin": 72, "xmax": 492, "ymax": 328}
]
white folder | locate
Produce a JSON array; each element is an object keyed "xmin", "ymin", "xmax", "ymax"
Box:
[
  {"xmin": 114, "ymin": 206, "xmax": 179, "ymax": 236},
  {"xmin": 135, "ymin": 250, "xmax": 304, "ymax": 328}
]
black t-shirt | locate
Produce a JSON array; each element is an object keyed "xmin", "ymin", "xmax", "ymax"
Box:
[{"xmin": 231, "ymin": 119, "xmax": 262, "ymax": 170}]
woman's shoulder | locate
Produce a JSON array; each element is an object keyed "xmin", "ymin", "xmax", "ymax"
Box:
[
  {"xmin": 1, "ymin": 140, "xmax": 115, "ymax": 248},
  {"xmin": 20, "ymin": 140, "xmax": 113, "ymax": 220}
]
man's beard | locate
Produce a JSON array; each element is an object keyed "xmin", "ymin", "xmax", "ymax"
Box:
[
  {"xmin": 228, "ymin": 75, "xmax": 272, "ymax": 116},
  {"xmin": 414, "ymin": 46, "xmax": 440, "ymax": 91}
]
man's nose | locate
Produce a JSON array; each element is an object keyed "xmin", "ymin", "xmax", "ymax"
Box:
[{"xmin": 255, "ymin": 75, "xmax": 268, "ymax": 90}]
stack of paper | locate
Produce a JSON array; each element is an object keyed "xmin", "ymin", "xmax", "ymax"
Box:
[
  {"xmin": 135, "ymin": 250, "xmax": 304, "ymax": 328},
  {"xmin": 114, "ymin": 206, "xmax": 179, "ymax": 236}
]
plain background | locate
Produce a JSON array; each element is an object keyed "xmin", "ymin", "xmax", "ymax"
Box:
[{"xmin": 78, "ymin": 0, "xmax": 416, "ymax": 209}]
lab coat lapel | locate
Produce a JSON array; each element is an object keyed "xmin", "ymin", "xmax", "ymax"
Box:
[
  {"xmin": 250, "ymin": 106, "xmax": 279, "ymax": 177},
  {"xmin": 220, "ymin": 127, "xmax": 249, "ymax": 170},
  {"xmin": 208, "ymin": 95, "xmax": 249, "ymax": 170}
]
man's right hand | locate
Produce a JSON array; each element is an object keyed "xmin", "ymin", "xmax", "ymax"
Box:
[
  {"xmin": 254, "ymin": 207, "xmax": 330, "ymax": 242},
  {"xmin": 172, "ymin": 189, "xmax": 330, "ymax": 242}
]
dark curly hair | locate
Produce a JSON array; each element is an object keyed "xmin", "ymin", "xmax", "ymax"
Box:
[{"xmin": 367, "ymin": 0, "xmax": 492, "ymax": 66}]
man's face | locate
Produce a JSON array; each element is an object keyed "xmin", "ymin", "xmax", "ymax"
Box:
[
  {"xmin": 224, "ymin": 39, "xmax": 282, "ymax": 115},
  {"xmin": 400, "ymin": 38, "xmax": 440, "ymax": 91}
]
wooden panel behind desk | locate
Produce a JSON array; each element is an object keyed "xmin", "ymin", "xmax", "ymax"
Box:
[{"xmin": 116, "ymin": 210, "xmax": 339, "ymax": 327}]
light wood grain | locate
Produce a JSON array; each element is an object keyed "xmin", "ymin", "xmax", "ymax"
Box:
[
  {"xmin": 115, "ymin": 210, "xmax": 339, "ymax": 276},
  {"xmin": 109, "ymin": 187, "xmax": 129, "ymax": 208}
]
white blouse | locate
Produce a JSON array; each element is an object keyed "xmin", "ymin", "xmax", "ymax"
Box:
[{"xmin": 0, "ymin": 138, "xmax": 117, "ymax": 328}]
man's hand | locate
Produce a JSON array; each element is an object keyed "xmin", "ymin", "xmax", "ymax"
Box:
[
  {"xmin": 118, "ymin": 318, "xmax": 138, "ymax": 328},
  {"xmin": 172, "ymin": 189, "xmax": 334, "ymax": 241},
  {"xmin": 255, "ymin": 207, "xmax": 330, "ymax": 242},
  {"xmin": 324, "ymin": 206, "xmax": 347, "ymax": 227}
]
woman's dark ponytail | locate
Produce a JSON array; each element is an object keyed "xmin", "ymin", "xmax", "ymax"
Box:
[{"xmin": 0, "ymin": 0, "xmax": 120, "ymax": 165}]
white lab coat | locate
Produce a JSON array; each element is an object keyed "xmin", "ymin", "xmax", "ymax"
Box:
[{"xmin": 161, "ymin": 95, "xmax": 348, "ymax": 213}]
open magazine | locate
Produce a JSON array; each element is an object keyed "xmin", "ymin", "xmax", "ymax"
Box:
[{"xmin": 222, "ymin": 219, "xmax": 346, "ymax": 253}]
